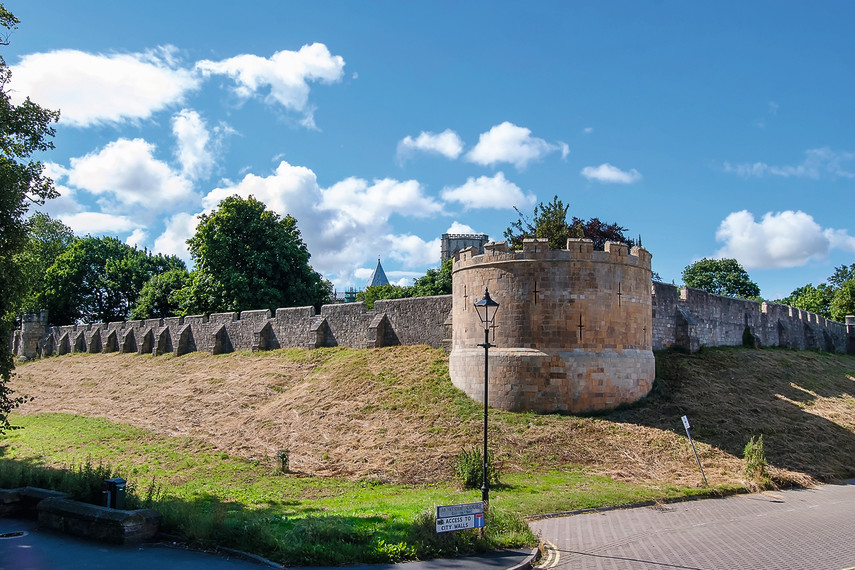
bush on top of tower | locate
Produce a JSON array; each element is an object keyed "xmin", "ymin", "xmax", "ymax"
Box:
[{"xmin": 503, "ymin": 195, "xmax": 635, "ymax": 251}]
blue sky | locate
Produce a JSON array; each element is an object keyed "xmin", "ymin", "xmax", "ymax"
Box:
[{"xmin": 5, "ymin": 1, "xmax": 854, "ymax": 301}]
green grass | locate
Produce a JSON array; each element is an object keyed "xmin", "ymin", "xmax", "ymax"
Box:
[
  {"xmin": 6, "ymin": 345, "xmax": 851, "ymax": 564},
  {"xmin": 0, "ymin": 412, "xmax": 707, "ymax": 565}
]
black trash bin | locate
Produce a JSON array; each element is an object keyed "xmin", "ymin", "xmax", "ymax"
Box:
[{"xmin": 102, "ymin": 477, "xmax": 126, "ymax": 510}]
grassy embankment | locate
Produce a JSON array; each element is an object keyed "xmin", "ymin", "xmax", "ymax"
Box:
[{"xmin": 1, "ymin": 346, "xmax": 853, "ymax": 565}]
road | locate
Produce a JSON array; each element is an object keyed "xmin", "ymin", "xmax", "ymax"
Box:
[{"xmin": 530, "ymin": 480, "xmax": 855, "ymax": 570}]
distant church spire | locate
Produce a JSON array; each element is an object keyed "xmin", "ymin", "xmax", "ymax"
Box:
[{"xmin": 366, "ymin": 258, "xmax": 389, "ymax": 288}]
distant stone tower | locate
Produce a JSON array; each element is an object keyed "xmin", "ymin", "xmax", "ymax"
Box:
[
  {"xmin": 14, "ymin": 311, "xmax": 49, "ymax": 360},
  {"xmin": 449, "ymin": 238, "xmax": 654, "ymax": 413},
  {"xmin": 441, "ymin": 233, "xmax": 489, "ymax": 262}
]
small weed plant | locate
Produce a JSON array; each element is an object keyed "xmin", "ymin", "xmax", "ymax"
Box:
[
  {"xmin": 743, "ymin": 435, "xmax": 769, "ymax": 486},
  {"xmin": 454, "ymin": 446, "xmax": 500, "ymax": 490}
]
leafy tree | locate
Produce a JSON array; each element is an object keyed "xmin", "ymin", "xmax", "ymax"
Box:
[
  {"xmin": 682, "ymin": 258, "xmax": 761, "ymax": 299},
  {"xmin": 411, "ymin": 258, "xmax": 453, "ymax": 297},
  {"xmin": 830, "ymin": 280, "xmax": 855, "ymax": 322},
  {"xmin": 776, "ymin": 262, "xmax": 855, "ymax": 322},
  {"xmin": 130, "ymin": 268, "xmax": 190, "ymax": 319},
  {"xmin": 569, "ymin": 217, "xmax": 633, "ymax": 251},
  {"xmin": 356, "ymin": 284, "xmax": 413, "ymax": 310},
  {"xmin": 41, "ymin": 236, "xmax": 185, "ymax": 324},
  {"xmin": 777, "ymin": 283, "xmax": 834, "ymax": 319},
  {"xmin": 175, "ymin": 270, "xmax": 228, "ymax": 316},
  {"xmin": 186, "ymin": 195, "xmax": 332, "ymax": 313},
  {"xmin": 13, "ymin": 212, "xmax": 75, "ymax": 316},
  {"xmin": 828, "ymin": 263, "xmax": 855, "ymax": 289},
  {"xmin": 0, "ymin": 4, "xmax": 60, "ymax": 432},
  {"xmin": 504, "ymin": 195, "xmax": 634, "ymax": 250}
]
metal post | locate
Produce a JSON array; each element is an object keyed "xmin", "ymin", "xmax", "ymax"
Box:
[
  {"xmin": 481, "ymin": 323, "xmax": 490, "ymax": 506},
  {"xmin": 682, "ymin": 416, "xmax": 708, "ymax": 487},
  {"xmin": 474, "ymin": 287, "xmax": 498, "ymax": 512}
]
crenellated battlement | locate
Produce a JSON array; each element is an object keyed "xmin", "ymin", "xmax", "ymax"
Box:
[{"xmin": 455, "ymin": 238, "xmax": 653, "ymax": 268}]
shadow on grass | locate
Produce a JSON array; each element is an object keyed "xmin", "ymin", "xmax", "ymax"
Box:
[{"xmin": 613, "ymin": 347, "xmax": 855, "ymax": 484}]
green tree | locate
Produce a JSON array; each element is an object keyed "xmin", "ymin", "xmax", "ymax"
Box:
[
  {"xmin": 0, "ymin": 4, "xmax": 60, "ymax": 432},
  {"xmin": 775, "ymin": 262, "xmax": 855, "ymax": 322},
  {"xmin": 356, "ymin": 284, "xmax": 412, "ymax": 310},
  {"xmin": 185, "ymin": 195, "xmax": 332, "ymax": 314},
  {"xmin": 504, "ymin": 195, "xmax": 634, "ymax": 250},
  {"xmin": 830, "ymin": 280, "xmax": 855, "ymax": 322},
  {"xmin": 41, "ymin": 236, "xmax": 185, "ymax": 324},
  {"xmin": 777, "ymin": 283, "xmax": 834, "ymax": 319},
  {"xmin": 175, "ymin": 270, "xmax": 228, "ymax": 316},
  {"xmin": 828, "ymin": 263, "xmax": 855, "ymax": 289},
  {"xmin": 13, "ymin": 212, "xmax": 75, "ymax": 316},
  {"xmin": 130, "ymin": 268, "xmax": 190, "ymax": 319},
  {"xmin": 682, "ymin": 258, "xmax": 761, "ymax": 299},
  {"xmin": 411, "ymin": 258, "xmax": 453, "ymax": 297}
]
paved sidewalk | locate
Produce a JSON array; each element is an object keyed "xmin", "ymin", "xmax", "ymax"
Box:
[{"xmin": 530, "ymin": 480, "xmax": 855, "ymax": 570}]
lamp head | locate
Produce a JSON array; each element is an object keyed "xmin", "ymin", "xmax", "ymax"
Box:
[{"xmin": 474, "ymin": 287, "xmax": 499, "ymax": 325}]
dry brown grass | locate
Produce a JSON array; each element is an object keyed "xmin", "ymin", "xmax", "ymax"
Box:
[{"xmin": 9, "ymin": 345, "xmax": 855, "ymax": 489}]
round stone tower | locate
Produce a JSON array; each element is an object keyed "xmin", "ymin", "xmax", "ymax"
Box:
[{"xmin": 449, "ymin": 238, "xmax": 654, "ymax": 413}]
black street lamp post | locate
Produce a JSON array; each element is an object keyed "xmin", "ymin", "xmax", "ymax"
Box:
[{"xmin": 474, "ymin": 288, "xmax": 499, "ymax": 505}]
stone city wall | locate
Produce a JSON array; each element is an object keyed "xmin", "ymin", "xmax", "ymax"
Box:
[
  {"xmin": 652, "ymin": 282, "xmax": 851, "ymax": 353},
  {"xmin": 13, "ymin": 296, "xmax": 453, "ymax": 360},
  {"xmin": 11, "ymin": 272, "xmax": 855, "ymax": 366}
]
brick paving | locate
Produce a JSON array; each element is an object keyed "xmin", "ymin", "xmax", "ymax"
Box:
[{"xmin": 530, "ymin": 480, "xmax": 855, "ymax": 570}]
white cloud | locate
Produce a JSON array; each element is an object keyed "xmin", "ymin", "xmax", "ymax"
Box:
[
  {"xmin": 36, "ymin": 183, "xmax": 83, "ymax": 220},
  {"xmin": 320, "ymin": 177, "xmax": 443, "ymax": 220},
  {"xmin": 36, "ymin": 163, "xmax": 84, "ymax": 219},
  {"xmin": 153, "ymin": 212, "xmax": 200, "ymax": 265},
  {"xmin": 446, "ymin": 221, "xmax": 478, "ymax": 234},
  {"xmin": 385, "ymin": 235, "xmax": 441, "ymax": 267},
  {"xmin": 67, "ymin": 138, "xmax": 195, "ymax": 214},
  {"xmin": 580, "ymin": 163, "xmax": 642, "ymax": 184},
  {"xmin": 825, "ymin": 228, "xmax": 855, "ymax": 252},
  {"xmin": 441, "ymin": 172, "xmax": 536, "ymax": 210},
  {"xmin": 125, "ymin": 229, "xmax": 148, "ymax": 248},
  {"xmin": 61, "ymin": 212, "xmax": 143, "ymax": 235},
  {"xmin": 197, "ymin": 162, "xmax": 444, "ymax": 288},
  {"xmin": 724, "ymin": 148, "xmax": 855, "ymax": 179},
  {"xmin": 196, "ymin": 43, "xmax": 345, "ymax": 128},
  {"xmin": 172, "ymin": 109, "xmax": 216, "ymax": 180},
  {"xmin": 714, "ymin": 210, "xmax": 855, "ymax": 269},
  {"xmin": 203, "ymin": 161, "xmax": 323, "ymax": 216},
  {"xmin": 397, "ymin": 129, "xmax": 464, "ymax": 161},
  {"xmin": 10, "ymin": 47, "xmax": 199, "ymax": 127},
  {"xmin": 583, "ymin": 127, "xmax": 594, "ymax": 134},
  {"xmin": 466, "ymin": 122, "xmax": 564, "ymax": 169}
]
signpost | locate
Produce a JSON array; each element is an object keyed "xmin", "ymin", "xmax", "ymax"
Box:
[
  {"xmin": 436, "ymin": 502, "xmax": 486, "ymax": 533},
  {"xmin": 682, "ymin": 415, "xmax": 708, "ymax": 487}
]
